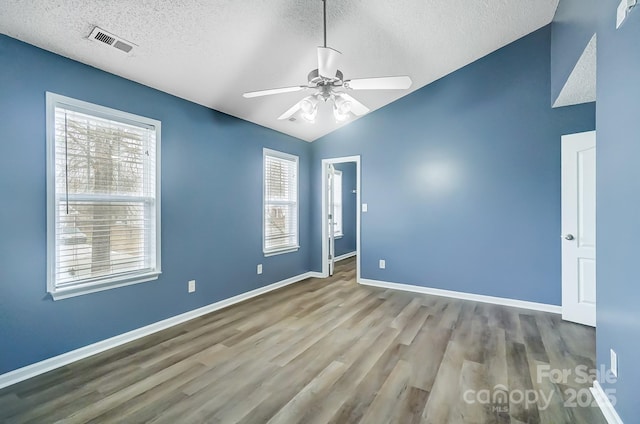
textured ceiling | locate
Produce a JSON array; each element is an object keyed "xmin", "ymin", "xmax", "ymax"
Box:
[
  {"xmin": 0, "ymin": 0, "xmax": 559, "ymax": 142},
  {"xmin": 553, "ymin": 34, "xmax": 596, "ymax": 108}
]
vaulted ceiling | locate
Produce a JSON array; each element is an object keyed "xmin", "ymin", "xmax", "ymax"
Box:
[{"xmin": 0, "ymin": 0, "xmax": 559, "ymax": 141}]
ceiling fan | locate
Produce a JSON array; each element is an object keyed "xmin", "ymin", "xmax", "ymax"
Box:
[{"xmin": 242, "ymin": 0, "xmax": 413, "ymax": 123}]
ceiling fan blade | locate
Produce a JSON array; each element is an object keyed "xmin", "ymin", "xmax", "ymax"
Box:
[
  {"xmin": 277, "ymin": 101, "xmax": 303, "ymax": 120},
  {"xmin": 243, "ymin": 86, "xmax": 307, "ymax": 98},
  {"xmin": 317, "ymin": 47, "xmax": 342, "ymax": 79},
  {"xmin": 345, "ymin": 76, "xmax": 412, "ymax": 90},
  {"xmin": 339, "ymin": 93, "xmax": 370, "ymax": 116}
]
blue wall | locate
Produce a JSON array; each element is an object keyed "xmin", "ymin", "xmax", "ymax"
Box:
[
  {"xmin": 310, "ymin": 25, "xmax": 595, "ymax": 306},
  {"xmin": 0, "ymin": 35, "xmax": 311, "ymax": 374},
  {"xmin": 596, "ymin": 4, "xmax": 640, "ymax": 418},
  {"xmin": 552, "ymin": 1, "xmax": 640, "ymax": 421},
  {"xmin": 550, "ymin": 0, "xmax": 600, "ymax": 104},
  {"xmin": 333, "ymin": 162, "xmax": 357, "ymax": 257}
]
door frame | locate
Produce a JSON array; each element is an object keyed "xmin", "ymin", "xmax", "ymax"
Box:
[{"xmin": 321, "ymin": 156, "xmax": 361, "ymax": 281}]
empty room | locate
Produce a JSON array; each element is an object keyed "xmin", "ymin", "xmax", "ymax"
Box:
[{"xmin": 0, "ymin": 0, "xmax": 638, "ymax": 423}]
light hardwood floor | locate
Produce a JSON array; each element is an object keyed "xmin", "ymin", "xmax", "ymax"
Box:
[{"xmin": 0, "ymin": 258, "xmax": 605, "ymax": 423}]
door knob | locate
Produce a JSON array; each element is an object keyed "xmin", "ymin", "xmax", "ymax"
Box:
[{"xmin": 564, "ymin": 234, "xmax": 575, "ymax": 241}]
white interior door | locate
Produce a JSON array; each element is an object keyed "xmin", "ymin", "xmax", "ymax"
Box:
[
  {"xmin": 561, "ymin": 131, "xmax": 596, "ymax": 327},
  {"xmin": 327, "ymin": 164, "xmax": 336, "ymax": 276}
]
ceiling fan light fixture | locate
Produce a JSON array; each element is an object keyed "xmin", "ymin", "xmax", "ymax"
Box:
[
  {"xmin": 333, "ymin": 94, "xmax": 352, "ymax": 121},
  {"xmin": 300, "ymin": 95, "xmax": 319, "ymax": 122},
  {"xmin": 333, "ymin": 106, "xmax": 350, "ymax": 122}
]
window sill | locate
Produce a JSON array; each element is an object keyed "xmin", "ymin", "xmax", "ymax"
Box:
[
  {"xmin": 334, "ymin": 235, "xmax": 343, "ymax": 239},
  {"xmin": 263, "ymin": 246, "xmax": 300, "ymax": 257},
  {"xmin": 49, "ymin": 271, "xmax": 161, "ymax": 300}
]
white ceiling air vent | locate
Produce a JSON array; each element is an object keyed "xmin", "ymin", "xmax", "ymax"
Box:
[{"xmin": 88, "ymin": 27, "xmax": 134, "ymax": 53}]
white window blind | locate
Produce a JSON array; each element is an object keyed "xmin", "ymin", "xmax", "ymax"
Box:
[
  {"xmin": 332, "ymin": 170, "xmax": 343, "ymax": 237},
  {"xmin": 264, "ymin": 149, "xmax": 299, "ymax": 255},
  {"xmin": 46, "ymin": 93, "xmax": 161, "ymax": 299}
]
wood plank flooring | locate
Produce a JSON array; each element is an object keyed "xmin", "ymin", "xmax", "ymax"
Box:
[{"xmin": 0, "ymin": 258, "xmax": 605, "ymax": 423}]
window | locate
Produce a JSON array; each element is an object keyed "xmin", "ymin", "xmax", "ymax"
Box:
[
  {"xmin": 332, "ymin": 170, "xmax": 343, "ymax": 237},
  {"xmin": 46, "ymin": 93, "xmax": 161, "ymax": 299},
  {"xmin": 263, "ymin": 149, "xmax": 299, "ymax": 255}
]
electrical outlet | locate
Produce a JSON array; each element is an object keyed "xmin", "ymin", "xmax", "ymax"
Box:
[
  {"xmin": 611, "ymin": 349, "xmax": 618, "ymax": 377},
  {"xmin": 379, "ymin": 259, "xmax": 386, "ymax": 269},
  {"xmin": 188, "ymin": 280, "xmax": 196, "ymax": 293},
  {"xmin": 362, "ymin": 203, "xmax": 368, "ymax": 212},
  {"xmin": 257, "ymin": 264, "xmax": 263, "ymax": 274}
]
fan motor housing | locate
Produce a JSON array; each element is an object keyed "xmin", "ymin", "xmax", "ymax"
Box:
[{"xmin": 308, "ymin": 69, "xmax": 343, "ymax": 85}]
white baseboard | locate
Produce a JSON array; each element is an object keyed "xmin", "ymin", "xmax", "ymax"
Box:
[
  {"xmin": 591, "ymin": 381, "xmax": 624, "ymax": 424},
  {"xmin": 0, "ymin": 271, "xmax": 315, "ymax": 390},
  {"xmin": 335, "ymin": 251, "xmax": 356, "ymax": 262},
  {"xmin": 359, "ymin": 278, "xmax": 562, "ymax": 314}
]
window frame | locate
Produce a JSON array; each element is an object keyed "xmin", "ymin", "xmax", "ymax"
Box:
[
  {"xmin": 263, "ymin": 148, "xmax": 299, "ymax": 256},
  {"xmin": 46, "ymin": 92, "xmax": 162, "ymax": 300}
]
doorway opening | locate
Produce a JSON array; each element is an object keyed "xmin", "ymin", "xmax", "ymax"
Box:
[{"xmin": 321, "ymin": 156, "xmax": 361, "ymax": 281}]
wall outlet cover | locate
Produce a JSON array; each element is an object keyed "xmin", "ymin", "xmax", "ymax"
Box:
[
  {"xmin": 257, "ymin": 264, "xmax": 263, "ymax": 275},
  {"xmin": 188, "ymin": 280, "xmax": 196, "ymax": 293},
  {"xmin": 379, "ymin": 259, "xmax": 386, "ymax": 269}
]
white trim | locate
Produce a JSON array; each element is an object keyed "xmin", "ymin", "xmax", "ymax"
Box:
[
  {"xmin": 0, "ymin": 271, "xmax": 315, "ymax": 390},
  {"xmin": 51, "ymin": 272, "xmax": 160, "ymax": 300},
  {"xmin": 263, "ymin": 247, "xmax": 300, "ymax": 257},
  {"xmin": 321, "ymin": 156, "xmax": 361, "ymax": 282},
  {"xmin": 335, "ymin": 251, "xmax": 356, "ymax": 262},
  {"xmin": 591, "ymin": 381, "xmax": 624, "ymax": 424},
  {"xmin": 359, "ymin": 278, "xmax": 562, "ymax": 314}
]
